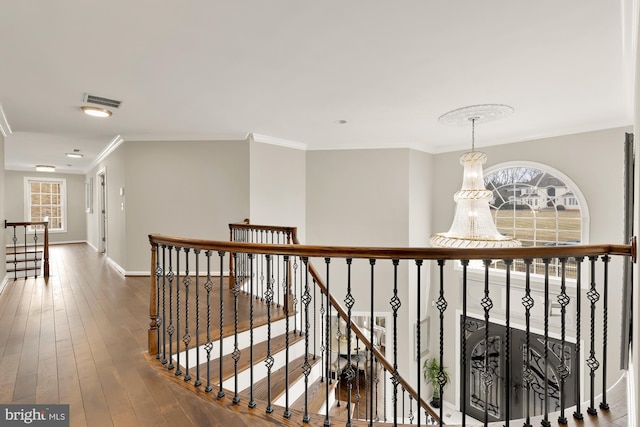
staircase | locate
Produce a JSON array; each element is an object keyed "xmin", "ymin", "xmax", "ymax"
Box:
[{"xmin": 148, "ymin": 276, "xmax": 375, "ymax": 425}]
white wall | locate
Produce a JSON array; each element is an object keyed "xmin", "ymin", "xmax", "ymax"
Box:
[
  {"xmin": 86, "ymin": 139, "xmax": 251, "ymax": 274},
  {"xmin": 124, "ymin": 139, "xmax": 250, "ymax": 273},
  {"xmin": 249, "ymin": 138, "xmax": 306, "ymax": 242},
  {"xmin": 4, "ymin": 170, "xmax": 87, "ymax": 244},
  {"xmin": 306, "ymin": 147, "xmax": 433, "ymax": 393}
]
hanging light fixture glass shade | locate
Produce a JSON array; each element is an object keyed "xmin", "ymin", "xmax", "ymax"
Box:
[{"xmin": 430, "ymin": 104, "xmax": 521, "ymax": 248}]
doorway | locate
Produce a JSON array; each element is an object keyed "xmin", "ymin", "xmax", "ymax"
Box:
[
  {"xmin": 462, "ymin": 318, "xmax": 576, "ymax": 423},
  {"xmin": 97, "ymin": 169, "xmax": 107, "ymax": 254}
]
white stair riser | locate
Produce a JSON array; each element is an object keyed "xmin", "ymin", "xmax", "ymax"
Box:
[
  {"xmin": 273, "ymin": 360, "xmax": 323, "ymax": 407},
  {"xmin": 172, "ymin": 315, "xmax": 294, "ymax": 363},
  {"xmin": 221, "ymin": 338, "xmax": 307, "ymax": 390}
]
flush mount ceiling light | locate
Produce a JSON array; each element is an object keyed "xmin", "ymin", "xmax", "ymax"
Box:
[
  {"xmin": 35, "ymin": 165, "xmax": 56, "ymax": 172},
  {"xmin": 66, "ymin": 152, "xmax": 83, "ymax": 158},
  {"xmin": 81, "ymin": 106, "xmax": 112, "ymax": 118},
  {"xmin": 430, "ymin": 104, "xmax": 521, "ymax": 249}
]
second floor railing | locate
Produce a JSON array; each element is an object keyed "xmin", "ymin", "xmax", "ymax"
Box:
[
  {"xmin": 148, "ymin": 223, "xmax": 635, "ymax": 426},
  {"xmin": 4, "ymin": 220, "xmax": 50, "ymax": 280}
]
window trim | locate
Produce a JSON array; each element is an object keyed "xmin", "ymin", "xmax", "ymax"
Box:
[
  {"xmin": 24, "ymin": 176, "xmax": 67, "ymax": 233},
  {"xmin": 458, "ymin": 161, "xmax": 591, "ymax": 286},
  {"xmin": 483, "ymin": 160, "xmax": 590, "ymax": 245}
]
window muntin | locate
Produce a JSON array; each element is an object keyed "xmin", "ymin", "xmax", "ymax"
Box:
[
  {"xmin": 483, "ymin": 166, "xmax": 585, "ymax": 278},
  {"xmin": 25, "ymin": 177, "xmax": 66, "ymax": 232}
]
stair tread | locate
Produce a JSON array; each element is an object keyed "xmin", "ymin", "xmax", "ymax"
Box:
[
  {"xmin": 290, "ymin": 373, "xmax": 335, "ymax": 415},
  {"xmin": 201, "ymin": 330, "xmax": 305, "ymax": 383},
  {"xmin": 240, "ymin": 352, "xmax": 320, "ymax": 404}
]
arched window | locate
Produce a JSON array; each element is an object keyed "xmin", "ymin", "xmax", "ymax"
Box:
[{"xmin": 483, "ymin": 162, "xmax": 589, "ymax": 278}]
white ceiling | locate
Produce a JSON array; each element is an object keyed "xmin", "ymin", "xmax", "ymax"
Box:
[{"xmin": 0, "ymin": 1, "xmax": 636, "ymax": 174}]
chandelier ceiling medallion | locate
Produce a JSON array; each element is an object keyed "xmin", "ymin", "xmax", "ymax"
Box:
[{"xmin": 430, "ymin": 104, "xmax": 521, "ymax": 249}]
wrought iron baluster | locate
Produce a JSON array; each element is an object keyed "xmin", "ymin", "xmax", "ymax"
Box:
[
  {"xmin": 265, "ymin": 254, "xmax": 274, "ymax": 413},
  {"xmin": 324, "ymin": 257, "xmax": 332, "ymax": 426},
  {"xmin": 374, "ymin": 358, "xmax": 380, "ymax": 422},
  {"xmin": 416, "ymin": 259, "xmax": 423, "ymax": 427},
  {"xmin": 408, "ymin": 395, "xmax": 414, "ymax": 424},
  {"xmin": 183, "ymin": 248, "xmax": 192, "ymax": 381},
  {"xmin": 194, "ymin": 249, "xmax": 202, "ymax": 386},
  {"xmin": 600, "ymin": 254, "xmax": 610, "ymax": 411},
  {"xmin": 217, "ymin": 251, "xmax": 226, "ymax": 399},
  {"xmin": 369, "ymin": 258, "xmax": 376, "ymax": 427},
  {"xmin": 391, "ymin": 259, "xmax": 401, "ymax": 427},
  {"xmin": 319, "ymin": 278, "xmax": 325, "ymax": 381},
  {"xmin": 283, "ymin": 255, "xmax": 291, "ymax": 418},
  {"xmin": 33, "ymin": 226, "xmax": 39, "ymax": 277},
  {"xmin": 204, "ymin": 251, "xmax": 213, "ymax": 393},
  {"xmin": 504, "ymin": 259, "xmax": 512, "ymax": 427},
  {"xmin": 542, "ymin": 258, "xmax": 551, "ymax": 427},
  {"xmin": 402, "ymin": 386, "xmax": 405, "ymax": 422},
  {"xmin": 573, "ymin": 257, "xmax": 584, "ymax": 420},
  {"xmin": 336, "ymin": 317, "xmax": 342, "ymax": 408},
  {"xmin": 175, "ymin": 247, "xmax": 182, "ymax": 376},
  {"xmin": 154, "ymin": 244, "xmax": 163, "ymax": 360},
  {"xmin": 23, "ymin": 227, "xmax": 26, "ymax": 278},
  {"xmin": 301, "ymin": 257, "xmax": 311, "ymax": 423},
  {"xmin": 587, "ymin": 256, "xmax": 600, "ymax": 415},
  {"xmin": 313, "ymin": 279, "xmax": 317, "ymax": 359},
  {"xmin": 293, "ymin": 256, "xmax": 299, "ymax": 334},
  {"xmin": 300, "ymin": 258, "xmax": 309, "ymax": 336},
  {"xmin": 260, "ymin": 231, "xmax": 265, "ymax": 301},
  {"xmin": 522, "ymin": 259, "xmax": 534, "ymax": 427},
  {"xmin": 248, "ymin": 253, "xmax": 256, "ymax": 408},
  {"xmin": 167, "ymin": 247, "xmax": 176, "ymax": 370},
  {"xmin": 276, "ymin": 233, "xmax": 281, "ymax": 308},
  {"xmin": 160, "ymin": 245, "xmax": 168, "ymax": 365},
  {"xmin": 481, "ymin": 260, "xmax": 493, "ymax": 427},
  {"xmin": 460, "ymin": 259, "xmax": 469, "ymax": 427},
  {"xmin": 232, "ymin": 253, "xmax": 241, "ymax": 404},
  {"xmin": 436, "ymin": 259, "xmax": 447, "ymax": 427},
  {"xmin": 11, "ymin": 226, "xmax": 17, "ymax": 280},
  {"xmin": 345, "ymin": 258, "xmax": 355, "ymax": 427},
  {"xmin": 558, "ymin": 258, "xmax": 570, "ymax": 424}
]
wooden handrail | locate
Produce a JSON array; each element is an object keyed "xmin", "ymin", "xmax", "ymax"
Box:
[{"xmin": 152, "ymin": 233, "xmax": 636, "ymax": 262}]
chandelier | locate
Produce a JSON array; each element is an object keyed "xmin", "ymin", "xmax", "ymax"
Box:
[{"xmin": 430, "ymin": 104, "xmax": 521, "ymax": 248}]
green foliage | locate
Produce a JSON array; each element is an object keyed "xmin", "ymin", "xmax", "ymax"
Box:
[{"xmin": 422, "ymin": 358, "xmax": 450, "ymax": 400}]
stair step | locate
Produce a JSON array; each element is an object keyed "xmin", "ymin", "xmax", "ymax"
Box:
[
  {"xmin": 291, "ymin": 374, "xmax": 336, "ymax": 415},
  {"xmin": 241, "ymin": 353, "xmax": 320, "ymax": 405},
  {"xmin": 197, "ymin": 331, "xmax": 304, "ymax": 383}
]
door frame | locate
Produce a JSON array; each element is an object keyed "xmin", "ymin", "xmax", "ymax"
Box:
[{"xmin": 97, "ymin": 168, "xmax": 107, "ymax": 254}]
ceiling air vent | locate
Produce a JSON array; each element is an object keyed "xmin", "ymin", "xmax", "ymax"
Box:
[{"xmin": 83, "ymin": 93, "xmax": 123, "ymax": 109}]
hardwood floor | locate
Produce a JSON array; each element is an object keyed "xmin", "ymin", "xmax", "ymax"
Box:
[{"xmin": 0, "ymin": 243, "xmax": 262, "ymax": 427}]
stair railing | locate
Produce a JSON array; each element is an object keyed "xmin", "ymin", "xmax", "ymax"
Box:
[
  {"xmin": 148, "ymin": 226, "xmax": 635, "ymax": 427},
  {"xmin": 4, "ymin": 220, "xmax": 50, "ymax": 280}
]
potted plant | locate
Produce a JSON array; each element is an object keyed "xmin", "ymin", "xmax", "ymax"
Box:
[{"xmin": 423, "ymin": 357, "xmax": 450, "ymax": 408}]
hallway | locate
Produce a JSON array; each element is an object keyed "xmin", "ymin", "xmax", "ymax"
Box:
[{"xmin": 0, "ymin": 243, "xmax": 251, "ymax": 427}]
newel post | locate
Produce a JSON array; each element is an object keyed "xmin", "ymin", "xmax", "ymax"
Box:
[{"xmin": 148, "ymin": 239, "xmax": 159, "ymax": 356}]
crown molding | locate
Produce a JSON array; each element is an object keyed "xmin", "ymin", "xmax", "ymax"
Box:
[
  {"xmin": 0, "ymin": 103, "xmax": 12, "ymax": 137},
  {"xmin": 250, "ymin": 133, "xmax": 307, "ymax": 151},
  {"xmin": 86, "ymin": 134, "xmax": 124, "ymax": 173}
]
